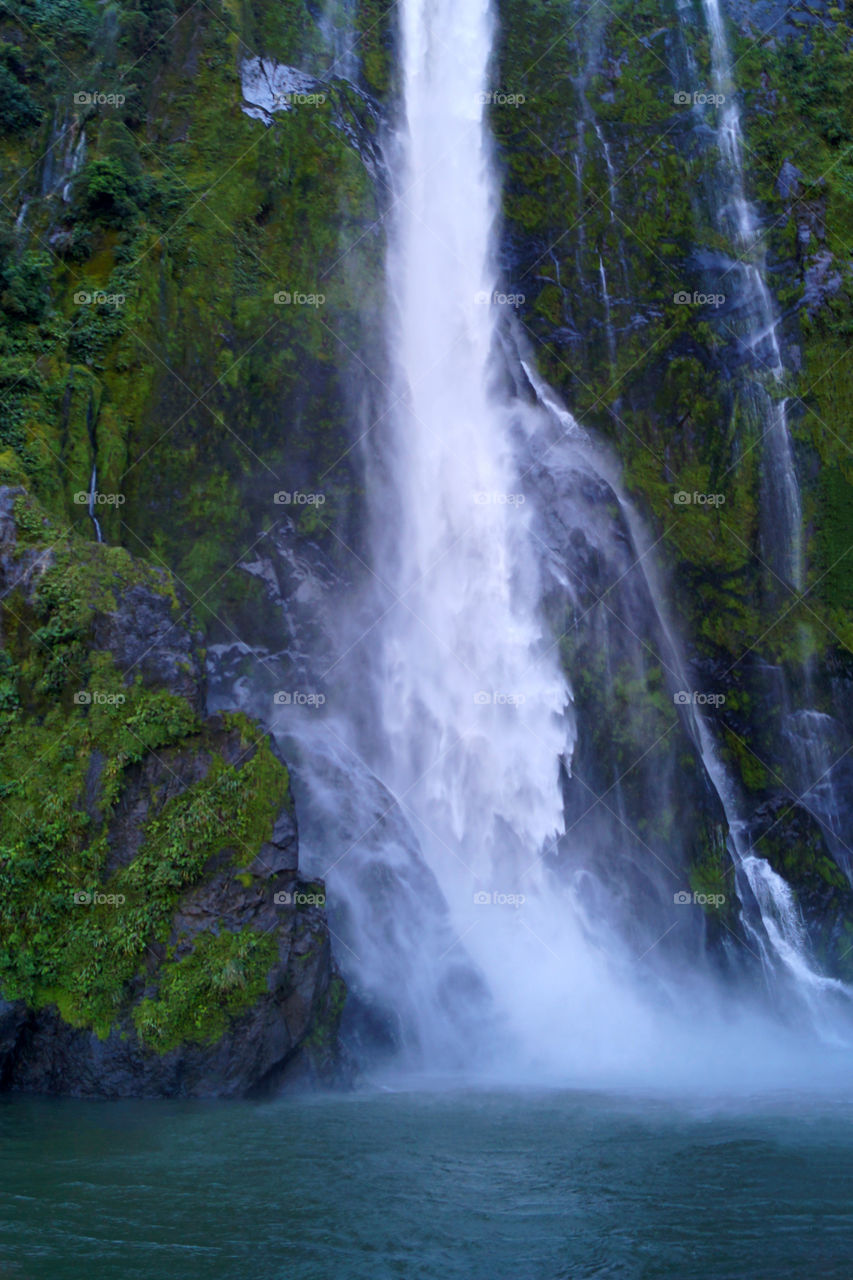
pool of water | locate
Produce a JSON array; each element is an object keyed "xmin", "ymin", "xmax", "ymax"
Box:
[{"xmin": 1, "ymin": 1086, "xmax": 851, "ymax": 1279}]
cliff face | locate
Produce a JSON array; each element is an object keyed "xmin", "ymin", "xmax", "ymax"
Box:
[
  {"xmin": 490, "ymin": 0, "xmax": 853, "ymax": 976},
  {"xmin": 0, "ymin": 486, "xmax": 344, "ymax": 1096},
  {"xmin": 0, "ymin": 0, "xmax": 852, "ymax": 1086}
]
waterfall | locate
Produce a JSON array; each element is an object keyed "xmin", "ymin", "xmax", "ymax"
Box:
[
  {"xmin": 331, "ymin": 0, "xmax": 684, "ymax": 1077},
  {"xmin": 689, "ymin": 4, "xmax": 853, "ymax": 995},
  {"xmin": 319, "ymin": 0, "xmax": 358, "ymax": 80},
  {"xmin": 87, "ymin": 464, "xmax": 103, "ymax": 544},
  {"xmin": 598, "ymin": 254, "xmax": 617, "ymax": 371},
  {"xmin": 242, "ymin": 0, "xmax": 853, "ymax": 1082},
  {"xmin": 375, "ymin": 0, "xmax": 569, "ymax": 865},
  {"xmin": 518, "ymin": 357, "xmax": 853, "ymax": 1023},
  {"xmin": 319, "ymin": 0, "xmax": 833, "ymax": 1078},
  {"xmin": 700, "ymin": 0, "xmax": 803, "ymax": 591}
]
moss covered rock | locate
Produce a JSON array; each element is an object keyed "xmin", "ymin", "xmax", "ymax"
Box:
[{"xmin": 0, "ymin": 487, "xmax": 345, "ymax": 1096}]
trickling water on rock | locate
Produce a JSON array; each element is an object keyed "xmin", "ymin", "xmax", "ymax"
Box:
[{"xmin": 699, "ymin": 0, "xmax": 804, "ymax": 592}]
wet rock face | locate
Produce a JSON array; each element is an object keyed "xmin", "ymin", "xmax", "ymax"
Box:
[
  {"xmin": 0, "ymin": 881, "xmax": 339, "ymax": 1100},
  {"xmin": 90, "ymin": 581, "xmax": 206, "ymax": 713},
  {"xmin": 749, "ymin": 798, "xmax": 853, "ymax": 983},
  {"xmin": 0, "ymin": 484, "xmax": 205, "ymax": 712},
  {"xmin": 724, "ymin": 0, "xmax": 837, "ymax": 37},
  {"xmin": 0, "ymin": 492, "xmax": 346, "ymax": 1099},
  {"xmin": 523, "ymin": 439, "xmax": 730, "ymax": 965},
  {"xmin": 0, "ymin": 726, "xmax": 342, "ymax": 1098},
  {"xmin": 240, "ymin": 58, "xmax": 323, "ymax": 125},
  {"xmin": 488, "ymin": 0, "xmax": 853, "ymax": 986}
]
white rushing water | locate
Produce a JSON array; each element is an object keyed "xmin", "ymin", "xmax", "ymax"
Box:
[
  {"xmin": 701, "ymin": 0, "xmax": 803, "ymax": 591},
  {"xmin": 354, "ymin": 0, "xmax": 676, "ymax": 1074},
  {"xmin": 518, "ymin": 357, "xmax": 853, "ymax": 1027},
  {"xmin": 378, "ymin": 0, "xmax": 568, "ymax": 857},
  {"xmin": 278, "ymin": 0, "xmax": 853, "ymax": 1082}
]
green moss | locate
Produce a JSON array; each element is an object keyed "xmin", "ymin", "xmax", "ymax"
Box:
[
  {"xmin": 689, "ymin": 850, "xmax": 731, "ymax": 915},
  {"xmin": 0, "ymin": 0, "xmax": 381, "ymax": 633},
  {"xmin": 489, "ymin": 0, "xmax": 853, "ymax": 686},
  {"xmin": 722, "ymin": 727, "xmax": 771, "ymax": 793},
  {"xmin": 132, "ymin": 927, "xmax": 279, "ymax": 1052},
  {"xmin": 355, "ymin": 0, "xmax": 394, "ymax": 94},
  {"xmin": 0, "ymin": 502, "xmax": 293, "ymax": 1041},
  {"xmin": 0, "ymin": 688, "xmax": 289, "ymax": 1035},
  {"xmin": 131, "ymin": 714, "xmax": 290, "ymax": 885},
  {"xmin": 754, "ymin": 823, "xmax": 847, "ymax": 894},
  {"xmin": 817, "ymin": 450, "xmax": 853, "ymax": 612},
  {"xmin": 302, "ymin": 972, "xmax": 346, "ymax": 1061}
]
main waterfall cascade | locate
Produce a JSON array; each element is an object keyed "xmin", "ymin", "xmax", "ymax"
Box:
[
  {"xmin": 334, "ymin": 0, "xmax": 671, "ymax": 1075},
  {"xmin": 211, "ymin": 0, "xmax": 853, "ymax": 1082}
]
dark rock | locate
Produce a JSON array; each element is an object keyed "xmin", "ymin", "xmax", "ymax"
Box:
[
  {"xmin": 0, "ymin": 492, "xmax": 347, "ymax": 1098},
  {"xmin": 91, "ymin": 581, "xmax": 205, "ymax": 712},
  {"xmin": 0, "ymin": 486, "xmax": 24, "ymax": 547},
  {"xmin": 0, "ymin": 486, "xmax": 55, "ymax": 606},
  {"xmin": 802, "ymin": 250, "xmax": 843, "ymax": 316},
  {"xmin": 0, "ymin": 880, "xmax": 339, "ymax": 1099},
  {"xmin": 82, "ymin": 749, "xmax": 106, "ymax": 826},
  {"xmin": 0, "ymin": 1002, "xmax": 29, "ymax": 1088},
  {"xmin": 253, "ymin": 806, "xmax": 300, "ymax": 877},
  {"xmin": 102, "ymin": 739, "xmax": 216, "ymax": 876},
  {"xmin": 776, "ymin": 158, "xmax": 802, "ymax": 204}
]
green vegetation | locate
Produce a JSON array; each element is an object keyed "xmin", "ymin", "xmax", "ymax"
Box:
[
  {"xmin": 0, "ymin": 496, "xmax": 293, "ymax": 1044},
  {"xmin": 133, "ymin": 928, "xmax": 279, "ymax": 1051},
  {"xmin": 0, "ymin": 0, "xmax": 381, "ymax": 625},
  {"xmin": 495, "ymin": 0, "xmax": 853, "ymax": 672}
]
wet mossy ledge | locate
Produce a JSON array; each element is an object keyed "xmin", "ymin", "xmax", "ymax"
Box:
[{"xmin": 0, "ymin": 488, "xmax": 346, "ymax": 1097}]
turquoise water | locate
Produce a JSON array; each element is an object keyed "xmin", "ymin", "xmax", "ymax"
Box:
[{"xmin": 2, "ymin": 1087, "xmax": 852, "ymax": 1279}]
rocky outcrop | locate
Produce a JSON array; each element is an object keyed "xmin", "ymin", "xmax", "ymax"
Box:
[
  {"xmin": 0, "ymin": 865, "xmax": 341, "ymax": 1098},
  {"xmin": 0, "ymin": 876, "xmax": 343, "ymax": 1098},
  {"xmin": 0, "ymin": 483, "xmax": 204, "ymax": 710},
  {"xmin": 0, "ymin": 489, "xmax": 346, "ymax": 1098},
  {"xmin": 240, "ymin": 58, "xmax": 324, "ymax": 125}
]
